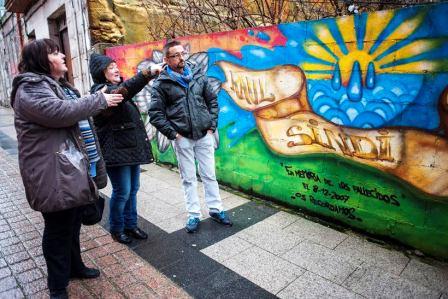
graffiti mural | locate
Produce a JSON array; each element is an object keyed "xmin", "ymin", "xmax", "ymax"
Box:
[{"xmin": 106, "ymin": 3, "xmax": 448, "ymax": 258}]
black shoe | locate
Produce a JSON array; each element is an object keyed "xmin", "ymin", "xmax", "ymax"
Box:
[
  {"xmin": 111, "ymin": 232, "xmax": 132, "ymax": 244},
  {"xmin": 70, "ymin": 267, "xmax": 100, "ymax": 279},
  {"xmin": 50, "ymin": 288, "xmax": 68, "ymax": 299},
  {"xmin": 124, "ymin": 227, "xmax": 148, "ymax": 239}
]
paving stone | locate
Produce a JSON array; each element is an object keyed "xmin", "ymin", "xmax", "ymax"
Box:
[
  {"xmin": 282, "ymin": 240, "xmax": 360, "ymax": 284},
  {"xmin": 400, "ymin": 258, "xmax": 448, "ymax": 293},
  {"xmin": 139, "ymin": 177, "xmax": 172, "ymax": 194},
  {"xmin": 1, "ymin": 205, "xmax": 17, "ymax": 214},
  {"xmin": 10, "ymin": 219, "xmax": 32, "ymax": 230},
  {"xmin": 0, "ymin": 230, "xmax": 15, "ymax": 240},
  {"xmin": 110, "ymin": 272, "xmax": 138, "ymax": 289},
  {"xmin": 4, "ymin": 251, "xmax": 30, "ymax": 265},
  {"xmin": 33, "ymin": 255, "xmax": 46, "ymax": 267},
  {"xmin": 0, "ymin": 267, "xmax": 11, "ymax": 279},
  {"xmin": 95, "ymin": 234, "xmax": 114, "ymax": 246},
  {"xmin": 223, "ymin": 246, "xmax": 305, "ymax": 294},
  {"xmin": 0, "ymin": 259, "xmax": 6, "ymax": 268},
  {"xmin": 343, "ymin": 264, "xmax": 440, "ymax": 299},
  {"xmin": 67, "ymin": 281, "xmax": 94, "ymax": 299},
  {"xmin": 151, "ymin": 186, "xmax": 186, "ymax": 206},
  {"xmin": 94, "ymin": 255, "xmax": 119, "ymax": 269},
  {"xmin": 0, "ymin": 276, "xmax": 18, "ymax": 292},
  {"xmin": 82, "ymin": 274, "xmax": 119, "ymax": 297},
  {"xmin": 0, "ymin": 236, "xmax": 20, "ymax": 247},
  {"xmin": 80, "ymin": 239, "xmax": 100, "ymax": 252},
  {"xmin": 122, "ymin": 282, "xmax": 158, "ymax": 298},
  {"xmin": 84, "ymin": 226, "xmax": 108, "ymax": 239},
  {"xmin": 156, "ymin": 213, "xmax": 191, "ymax": 233},
  {"xmin": 222, "ymin": 194, "xmax": 250, "ymax": 209},
  {"xmin": 85, "ymin": 245, "xmax": 109, "ymax": 259},
  {"xmin": 21, "ymin": 277, "xmax": 47, "ymax": 296},
  {"xmin": 278, "ymin": 271, "xmax": 362, "ymax": 299},
  {"xmin": 6, "ymin": 214, "xmax": 27, "ymax": 224},
  {"xmin": 27, "ymin": 215, "xmax": 44, "ymax": 225},
  {"xmin": 155, "ymin": 283, "xmax": 191, "ymax": 299},
  {"xmin": 334, "ymin": 236, "xmax": 410, "ymax": 275},
  {"xmin": 0, "ymin": 287, "xmax": 24, "ymax": 298},
  {"xmin": 201, "ymin": 235, "xmax": 253, "ymax": 263},
  {"xmin": 104, "ymin": 242, "xmax": 128, "ymax": 256},
  {"xmin": 137, "ymin": 196, "xmax": 181, "ymax": 224},
  {"xmin": 114, "ymin": 250, "xmax": 146, "ymax": 270},
  {"xmin": 22, "ymin": 236, "xmax": 41, "ymax": 250},
  {"xmin": 102, "ymin": 263, "xmax": 127, "ymax": 279},
  {"xmin": 3, "ymin": 210, "xmax": 21, "ymax": 219},
  {"xmin": 16, "ymin": 268, "xmax": 43, "ymax": 284},
  {"xmin": 263, "ymin": 211, "xmax": 300, "ymax": 228},
  {"xmin": 236, "ymin": 219, "xmax": 304, "ymax": 256},
  {"xmin": 28, "ymin": 245, "xmax": 43, "ymax": 257},
  {"xmin": 284, "ymin": 217, "xmax": 348, "ymax": 249},
  {"xmin": 17, "ymin": 230, "xmax": 40, "ymax": 242},
  {"xmin": 10, "ymin": 259, "xmax": 37, "ymax": 274},
  {"xmin": 2, "ymin": 243, "xmax": 25, "ymax": 256}
]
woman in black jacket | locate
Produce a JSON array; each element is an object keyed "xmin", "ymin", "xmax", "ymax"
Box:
[{"xmin": 89, "ymin": 53, "xmax": 161, "ymax": 244}]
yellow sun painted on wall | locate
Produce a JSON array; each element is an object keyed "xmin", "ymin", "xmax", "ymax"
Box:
[{"xmin": 302, "ymin": 9, "xmax": 447, "ymax": 84}]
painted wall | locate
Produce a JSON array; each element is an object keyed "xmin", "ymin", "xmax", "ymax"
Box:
[{"xmin": 106, "ymin": 3, "xmax": 448, "ymax": 258}]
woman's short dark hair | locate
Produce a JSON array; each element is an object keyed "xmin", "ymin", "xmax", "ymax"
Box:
[{"xmin": 18, "ymin": 39, "xmax": 59, "ymax": 75}]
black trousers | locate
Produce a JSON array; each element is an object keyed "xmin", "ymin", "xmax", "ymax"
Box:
[{"xmin": 41, "ymin": 206, "xmax": 85, "ymax": 291}]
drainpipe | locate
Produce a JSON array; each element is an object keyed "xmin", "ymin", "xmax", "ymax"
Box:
[{"xmin": 16, "ymin": 13, "xmax": 24, "ymax": 49}]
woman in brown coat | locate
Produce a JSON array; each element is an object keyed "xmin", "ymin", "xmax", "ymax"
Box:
[{"xmin": 10, "ymin": 39, "xmax": 123, "ymax": 299}]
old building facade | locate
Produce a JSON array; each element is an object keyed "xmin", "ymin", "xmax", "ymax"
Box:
[{"xmin": 1, "ymin": 0, "xmax": 92, "ymax": 106}]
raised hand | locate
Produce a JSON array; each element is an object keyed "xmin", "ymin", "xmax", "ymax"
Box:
[
  {"xmin": 101, "ymin": 86, "xmax": 124, "ymax": 107},
  {"xmin": 149, "ymin": 63, "xmax": 165, "ymax": 76}
]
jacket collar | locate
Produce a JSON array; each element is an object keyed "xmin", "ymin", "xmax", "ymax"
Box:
[
  {"xmin": 156, "ymin": 62, "xmax": 203, "ymax": 85},
  {"xmin": 10, "ymin": 73, "xmax": 66, "ymax": 107}
]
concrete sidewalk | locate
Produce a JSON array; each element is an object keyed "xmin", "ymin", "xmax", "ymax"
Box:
[{"xmin": 1, "ymin": 106, "xmax": 448, "ymax": 298}]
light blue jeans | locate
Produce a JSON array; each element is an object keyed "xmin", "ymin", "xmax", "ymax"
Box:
[
  {"xmin": 173, "ymin": 133, "xmax": 223, "ymax": 218},
  {"xmin": 106, "ymin": 165, "xmax": 140, "ymax": 233}
]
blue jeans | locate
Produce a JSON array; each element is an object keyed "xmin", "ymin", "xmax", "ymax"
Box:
[{"xmin": 107, "ymin": 165, "xmax": 140, "ymax": 233}]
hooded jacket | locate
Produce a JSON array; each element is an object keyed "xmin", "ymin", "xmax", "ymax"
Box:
[
  {"xmin": 89, "ymin": 53, "xmax": 154, "ymax": 167},
  {"xmin": 11, "ymin": 72, "xmax": 108, "ymax": 212},
  {"xmin": 148, "ymin": 64, "xmax": 218, "ymax": 140}
]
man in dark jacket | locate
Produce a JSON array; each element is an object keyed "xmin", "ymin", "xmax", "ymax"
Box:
[{"xmin": 148, "ymin": 40, "xmax": 232, "ymax": 233}]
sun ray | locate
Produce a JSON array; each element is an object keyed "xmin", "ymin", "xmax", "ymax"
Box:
[
  {"xmin": 304, "ymin": 42, "xmax": 338, "ymax": 64},
  {"xmin": 370, "ymin": 11, "xmax": 426, "ymax": 58},
  {"xmin": 301, "ymin": 63, "xmax": 335, "ymax": 72},
  {"xmin": 364, "ymin": 10, "xmax": 395, "ymax": 53},
  {"xmin": 355, "ymin": 14, "xmax": 367, "ymax": 50},
  {"xmin": 313, "ymin": 24, "xmax": 346, "ymax": 58},
  {"xmin": 336, "ymin": 15, "xmax": 357, "ymax": 53},
  {"xmin": 380, "ymin": 60, "xmax": 441, "ymax": 73},
  {"xmin": 306, "ymin": 73, "xmax": 332, "ymax": 80},
  {"xmin": 375, "ymin": 39, "xmax": 440, "ymax": 67}
]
